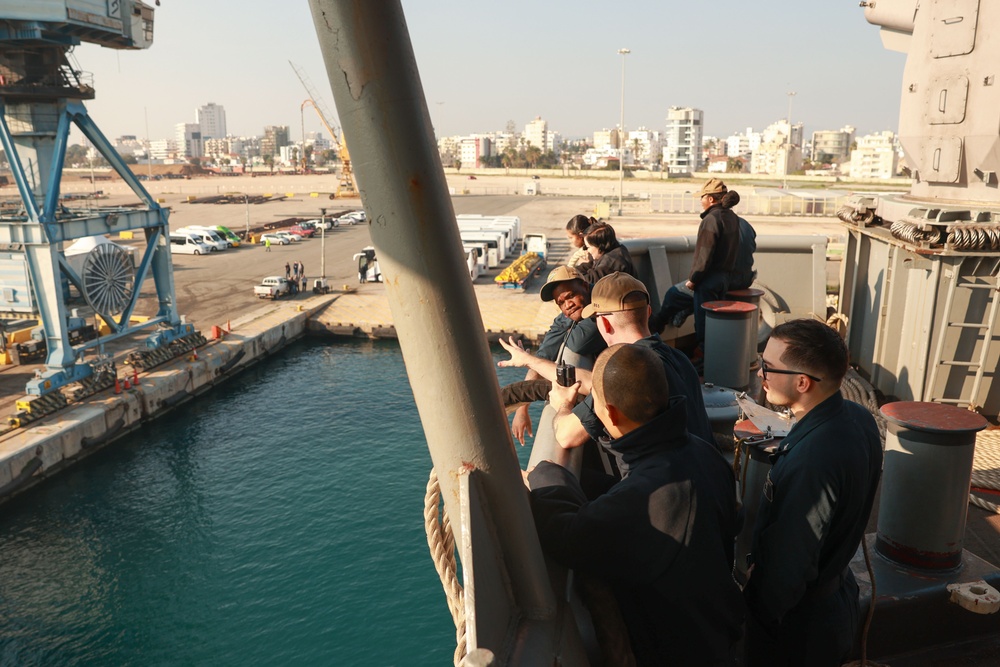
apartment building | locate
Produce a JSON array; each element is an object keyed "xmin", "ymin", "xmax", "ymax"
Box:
[
  {"xmin": 664, "ymin": 106, "xmax": 703, "ymax": 175},
  {"xmin": 849, "ymin": 131, "xmax": 898, "ymax": 179},
  {"xmin": 811, "ymin": 125, "xmax": 855, "ymax": 164},
  {"xmin": 196, "ymin": 103, "xmax": 227, "ymax": 140},
  {"xmin": 175, "ymin": 123, "xmax": 202, "ymax": 159}
]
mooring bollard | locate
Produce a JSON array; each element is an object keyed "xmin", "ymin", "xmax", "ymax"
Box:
[{"xmin": 702, "ymin": 300, "xmax": 757, "ymax": 390}]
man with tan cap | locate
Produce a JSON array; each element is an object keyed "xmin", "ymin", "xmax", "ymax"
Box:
[
  {"xmin": 506, "ymin": 265, "xmax": 606, "ymax": 445},
  {"xmin": 528, "ymin": 343, "xmax": 744, "ymax": 664},
  {"xmin": 556, "ymin": 271, "xmax": 715, "ymax": 452},
  {"xmin": 650, "ymin": 177, "xmax": 741, "ymax": 354}
]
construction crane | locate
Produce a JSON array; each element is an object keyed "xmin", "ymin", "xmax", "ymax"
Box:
[{"xmin": 289, "ymin": 60, "xmax": 357, "ymax": 197}]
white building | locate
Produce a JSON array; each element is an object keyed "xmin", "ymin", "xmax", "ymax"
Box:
[
  {"xmin": 664, "ymin": 106, "xmax": 703, "ymax": 175},
  {"xmin": 175, "ymin": 123, "xmax": 203, "ymax": 159},
  {"xmin": 726, "ymin": 128, "xmax": 762, "ymax": 158},
  {"xmin": 811, "ymin": 125, "xmax": 856, "ymax": 164},
  {"xmin": 459, "ymin": 136, "xmax": 493, "ymax": 169},
  {"xmin": 751, "ymin": 141, "xmax": 802, "ymax": 176},
  {"xmin": 627, "ymin": 128, "xmax": 662, "ymax": 168},
  {"xmin": 524, "ymin": 116, "xmax": 560, "ymax": 153},
  {"xmin": 149, "ymin": 139, "xmax": 178, "ymax": 161},
  {"xmin": 849, "ymin": 131, "xmax": 899, "ymax": 179},
  {"xmin": 196, "ymin": 103, "xmax": 227, "ymax": 140}
]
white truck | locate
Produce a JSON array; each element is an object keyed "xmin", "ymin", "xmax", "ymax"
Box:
[{"xmin": 254, "ymin": 276, "xmax": 291, "ymax": 299}]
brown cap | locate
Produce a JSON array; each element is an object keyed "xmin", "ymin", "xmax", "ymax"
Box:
[
  {"xmin": 694, "ymin": 177, "xmax": 727, "ymax": 198},
  {"xmin": 540, "ymin": 265, "xmax": 586, "ymax": 302},
  {"xmin": 580, "ymin": 272, "xmax": 649, "ymax": 318}
]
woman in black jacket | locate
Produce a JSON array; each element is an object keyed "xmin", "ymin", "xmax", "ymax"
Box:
[{"xmin": 575, "ymin": 222, "xmax": 636, "ymax": 283}]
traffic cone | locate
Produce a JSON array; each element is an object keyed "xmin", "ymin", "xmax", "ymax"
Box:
[
  {"xmin": 123, "ymin": 377, "xmax": 131, "ymax": 390},
  {"xmin": 114, "ymin": 376, "xmax": 122, "ymax": 394},
  {"xmin": 227, "ymin": 320, "xmax": 232, "ymax": 333},
  {"xmin": 132, "ymin": 367, "xmax": 140, "ymax": 386},
  {"xmin": 192, "ymin": 348, "xmax": 199, "ymax": 361}
]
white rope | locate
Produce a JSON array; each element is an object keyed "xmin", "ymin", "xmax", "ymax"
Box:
[{"xmin": 425, "ymin": 468, "xmax": 467, "ymax": 665}]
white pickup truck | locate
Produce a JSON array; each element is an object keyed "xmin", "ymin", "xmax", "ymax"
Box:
[{"xmin": 254, "ymin": 276, "xmax": 291, "ymax": 299}]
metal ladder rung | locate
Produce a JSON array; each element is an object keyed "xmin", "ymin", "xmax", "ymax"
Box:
[
  {"xmin": 940, "ymin": 361, "xmax": 981, "ymax": 368},
  {"xmin": 947, "ymin": 322, "xmax": 989, "ymax": 329},
  {"xmin": 934, "ymin": 398, "xmax": 971, "ymax": 405},
  {"xmin": 956, "ymin": 282, "xmax": 996, "ymax": 290}
]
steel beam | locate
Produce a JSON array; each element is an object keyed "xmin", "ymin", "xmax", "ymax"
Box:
[{"xmin": 309, "ymin": 0, "xmax": 560, "ymax": 634}]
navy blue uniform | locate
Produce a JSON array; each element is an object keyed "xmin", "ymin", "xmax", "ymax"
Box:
[
  {"xmin": 529, "ymin": 398, "xmax": 744, "ymax": 666},
  {"xmin": 744, "ymin": 393, "xmax": 882, "ymax": 667},
  {"xmin": 534, "ymin": 313, "xmax": 606, "ymax": 362},
  {"xmin": 572, "ymin": 335, "xmax": 715, "ymax": 449}
]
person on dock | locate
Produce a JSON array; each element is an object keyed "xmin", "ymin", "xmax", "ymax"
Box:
[
  {"xmin": 527, "ymin": 343, "xmax": 744, "ymax": 665},
  {"xmin": 264, "ymin": 236, "xmax": 271, "ymax": 252},
  {"xmin": 573, "ymin": 222, "xmax": 636, "ymax": 284},
  {"xmin": 650, "ymin": 178, "xmax": 741, "ymax": 357},
  {"xmin": 285, "ymin": 262, "xmax": 291, "ymax": 279},
  {"xmin": 502, "ymin": 266, "xmax": 606, "ymax": 446},
  {"xmin": 743, "ymin": 319, "xmax": 882, "ymax": 667},
  {"xmin": 292, "ymin": 261, "xmax": 300, "ymax": 281}
]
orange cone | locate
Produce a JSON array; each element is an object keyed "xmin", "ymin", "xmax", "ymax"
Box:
[
  {"xmin": 123, "ymin": 377, "xmax": 131, "ymax": 390},
  {"xmin": 132, "ymin": 367, "xmax": 140, "ymax": 386},
  {"xmin": 114, "ymin": 376, "xmax": 121, "ymax": 394},
  {"xmin": 192, "ymin": 348, "xmax": 199, "ymax": 361},
  {"xmin": 227, "ymin": 320, "xmax": 232, "ymax": 332}
]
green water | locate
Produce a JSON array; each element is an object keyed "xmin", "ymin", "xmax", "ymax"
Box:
[{"xmin": 0, "ymin": 339, "xmax": 539, "ymax": 666}]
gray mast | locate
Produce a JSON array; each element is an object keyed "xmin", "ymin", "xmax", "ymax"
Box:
[{"xmin": 308, "ymin": 2, "xmax": 586, "ymax": 662}]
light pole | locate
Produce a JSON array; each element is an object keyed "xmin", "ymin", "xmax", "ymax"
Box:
[
  {"xmin": 617, "ymin": 48, "xmax": 630, "ymax": 216},
  {"xmin": 783, "ymin": 91, "xmax": 796, "ymax": 190},
  {"xmin": 244, "ymin": 193, "xmax": 251, "ymax": 241}
]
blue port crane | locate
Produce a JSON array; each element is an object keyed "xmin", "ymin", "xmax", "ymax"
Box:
[{"xmin": 0, "ymin": 0, "xmax": 194, "ymax": 397}]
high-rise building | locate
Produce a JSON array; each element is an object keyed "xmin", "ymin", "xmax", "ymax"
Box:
[
  {"xmin": 175, "ymin": 122, "xmax": 202, "ymax": 159},
  {"xmin": 524, "ymin": 116, "xmax": 560, "ymax": 153},
  {"xmin": 460, "ymin": 136, "xmax": 493, "ymax": 169},
  {"xmin": 664, "ymin": 106, "xmax": 703, "ymax": 175},
  {"xmin": 196, "ymin": 103, "xmax": 227, "ymax": 140},
  {"xmin": 811, "ymin": 125, "xmax": 856, "ymax": 164},
  {"xmin": 260, "ymin": 125, "xmax": 290, "ymax": 159}
]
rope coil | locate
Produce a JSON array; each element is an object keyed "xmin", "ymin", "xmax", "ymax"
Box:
[
  {"xmin": 425, "ymin": 468, "xmax": 467, "ymax": 665},
  {"xmin": 947, "ymin": 224, "xmax": 1000, "ymax": 251},
  {"xmin": 890, "ymin": 220, "xmax": 942, "ymax": 246}
]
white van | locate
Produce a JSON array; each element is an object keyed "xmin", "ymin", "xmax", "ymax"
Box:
[
  {"xmin": 169, "ymin": 233, "xmax": 211, "ymax": 255},
  {"xmin": 176, "ymin": 227, "xmax": 227, "ymax": 252}
]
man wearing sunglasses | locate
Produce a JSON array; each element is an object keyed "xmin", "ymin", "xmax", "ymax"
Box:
[{"xmin": 743, "ymin": 319, "xmax": 882, "ymax": 667}]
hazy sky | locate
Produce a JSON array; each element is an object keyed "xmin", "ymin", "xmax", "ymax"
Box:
[{"xmin": 73, "ymin": 1, "xmax": 907, "ymax": 144}]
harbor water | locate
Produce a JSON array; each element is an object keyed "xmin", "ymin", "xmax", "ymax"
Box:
[{"xmin": 0, "ymin": 339, "xmax": 540, "ymax": 666}]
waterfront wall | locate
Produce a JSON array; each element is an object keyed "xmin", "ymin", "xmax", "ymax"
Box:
[{"xmin": 0, "ymin": 297, "xmax": 335, "ymax": 505}]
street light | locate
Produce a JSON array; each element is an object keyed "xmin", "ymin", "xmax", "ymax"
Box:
[
  {"xmin": 783, "ymin": 91, "xmax": 796, "ymax": 190},
  {"xmin": 617, "ymin": 48, "xmax": 630, "ymax": 217}
]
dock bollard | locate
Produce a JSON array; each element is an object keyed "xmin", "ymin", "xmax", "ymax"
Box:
[
  {"xmin": 701, "ymin": 300, "xmax": 757, "ymax": 390},
  {"xmin": 876, "ymin": 402, "xmax": 987, "ymax": 570},
  {"xmin": 726, "ymin": 288, "xmax": 765, "ymax": 362}
]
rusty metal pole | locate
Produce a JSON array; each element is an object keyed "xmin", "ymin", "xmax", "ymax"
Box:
[{"xmin": 308, "ymin": 0, "xmax": 555, "ymax": 619}]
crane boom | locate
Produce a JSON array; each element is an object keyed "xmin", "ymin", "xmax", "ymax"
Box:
[
  {"xmin": 289, "ymin": 60, "xmax": 356, "ymax": 196},
  {"xmin": 289, "ymin": 60, "xmax": 340, "ymax": 145}
]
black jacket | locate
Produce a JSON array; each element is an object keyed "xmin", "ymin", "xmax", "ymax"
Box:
[
  {"xmin": 573, "ymin": 335, "xmax": 715, "ymax": 447},
  {"xmin": 690, "ymin": 205, "xmax": 740, "ymax": 285},
  {"xmin": 529, "ymin": 399, "xmax": 744, "ymax": 666},
  {"xmin": 575, "ymin": 244, "xmax": 636, "ymax": 284},
  {"xmin": 744, "ymin": 393, "xmax": 882, "ymax": 626}
]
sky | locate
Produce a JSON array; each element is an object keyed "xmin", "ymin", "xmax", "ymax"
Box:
[{"xmin": 71, "ymin": 1, "xmax": 908, "ymax": 145}]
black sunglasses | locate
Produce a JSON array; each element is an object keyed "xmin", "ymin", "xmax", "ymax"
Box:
[{"xmin": 759, "ymin": 356, "xmax": 823, "ymax": 383}]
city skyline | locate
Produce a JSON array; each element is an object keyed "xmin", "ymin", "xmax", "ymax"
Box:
[{"xmin": 71, "ymin": 1, "xmax": 906, "ymax": 144}]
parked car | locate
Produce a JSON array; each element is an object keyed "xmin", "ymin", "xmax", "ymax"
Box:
[
  {"xmin": 346, "ymin": 210, "xmax": 367, "ymax": 223},
  {"xmin": 176, "ymin": 227, "xmax": 227, "ymax": 252},
  {"xmin": 169, "ymin": 233, "xmax": 211, "ymax": 255},
  {"xmin": 288, "ymin": 225, "xmax": 316, "ymax": 238},
  {"xmin": 260, "ymin": 233, "xmax": 289, "ymax": 246},
  {"xmin": 275, "ymin": 231, "xmax": 302, "ymax": 243},
  {"xmin": 310, "ymin": 218, "xmax": 335, "ymax": 230},
  {"xmin": 253, "ymin": 276, "xmax": 291, "ymax": 299}
]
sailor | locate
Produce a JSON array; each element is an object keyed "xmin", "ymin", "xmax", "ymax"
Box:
[
  {"xmin": 527, "ymin": 343, "xmax": 744, "ymax": 665},
  {"xmin": 573, "ymin": 221, "xmax": 637, "ymax": 283},
  {"xmin": 504, "ymin": 265, "xmax": 606, "ymax": 445},
  {"xmin": 650, "ymin": 178, "xmax": 741, "ymax": 356},
  {"xmin": 549, "ymin": 271, "xmax": 716, "ymax": 453},
  {"xmin": 743, "ymin": 319, "xmax": 882, "ymax": 667}
]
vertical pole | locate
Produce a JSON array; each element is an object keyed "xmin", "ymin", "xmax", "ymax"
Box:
[
  {"xmin": 784, "ymin": 91, "xmax": 796, "ymax": 190},
  {"xmin": 309, "ymin": 0, "xmax": 555, "ymax": 618},
  {"xmin": 244, "ymin": 194, "xmax": 250, "ymax": 240},
  {"xmin": 617, "ymin": 48, "xmax": 630, "ymax": 216}
]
